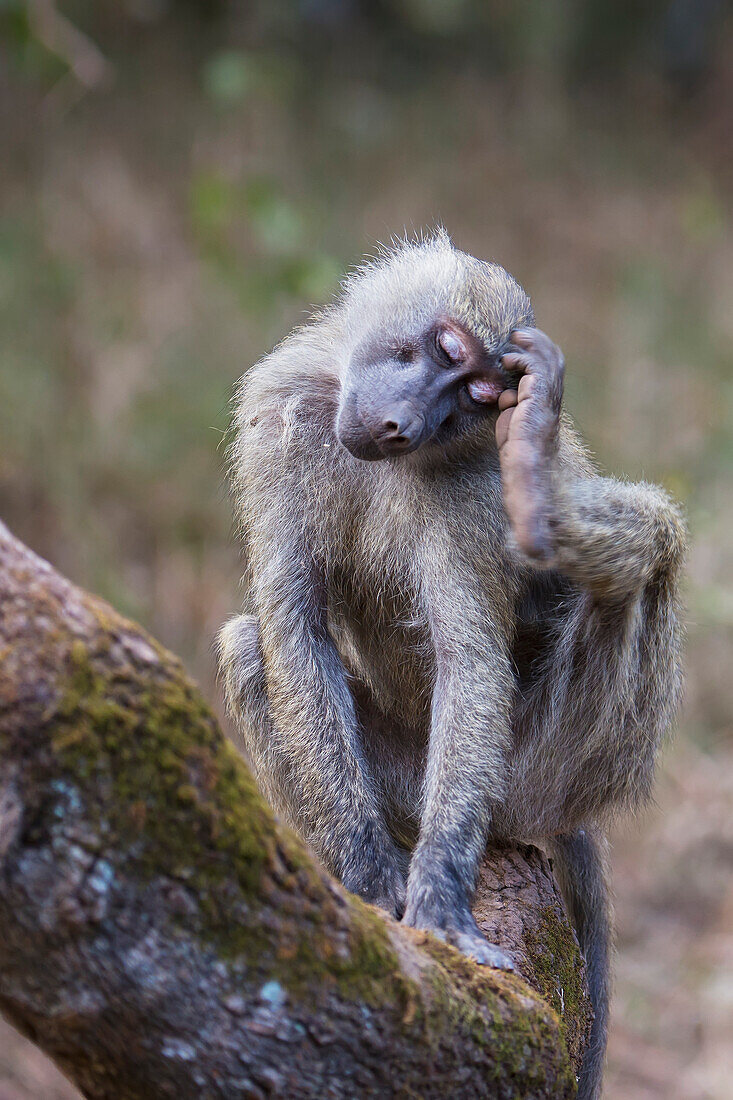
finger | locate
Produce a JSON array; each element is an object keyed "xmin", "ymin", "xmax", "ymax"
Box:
[
  {"xmin": 517, "ymin": 374, "xmax": 540, "ymax": 401},
  {"xmin": 510, "ymin": 327, "xmax": 553, "ymax": 353},
  {"xmin": 498, "ymin": 389, "xmax": 518, "ymax": 411},
  {"xmin": 495, "ymin": 407, "xmax": 514, "ymax": 450},
  {"xmin": 509, "ymin": 328, "xmax": 537, "ymax": 349},
  {"xmin": 501, "ymin": 351, "xmax": 531, "ymax": 372},
  {"xmin": 511, "ymin": 328, "xmax": 563, "ymax": 371},
  {"xmin": 518, "ymin": 361, "xmax": 563, "ymax": 415}
]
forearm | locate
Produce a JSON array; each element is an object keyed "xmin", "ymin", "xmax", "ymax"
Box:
[
  {"xmin": 416, "ymin": 559, "xmax": 515, "ymax": 875},
  {"xmin": 542, "ymin": 477, "xmax": 686, "ymax": 601},
  {"xmin": 416, "ymin": 662, "xmax": 513, "ymax": 886},
  {"xmin": 404, "ymin": 656, "xmax": 517, "ymax": 969},
  {"xmin": 495, "ymin": 329, "xmax": 686, "ymax": 603}
]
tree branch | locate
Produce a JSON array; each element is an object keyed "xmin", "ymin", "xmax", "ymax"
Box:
[{"xmin": 0, "ymin": 521, "xmax": 591, "ymax": 1098}]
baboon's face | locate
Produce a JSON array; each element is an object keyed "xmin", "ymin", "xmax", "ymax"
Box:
[{"xmin": 336, "ymin": 319, "xmax": 508, "ymax": 461}]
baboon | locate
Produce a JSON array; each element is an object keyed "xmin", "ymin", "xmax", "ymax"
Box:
[{"xmin": 218, "ymin": 231, "xmax": 685, "ymax": 1099}]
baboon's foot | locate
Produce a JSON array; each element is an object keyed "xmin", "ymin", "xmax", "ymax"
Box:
[
  {"xmin": 402, "ymin": 885, "xmax": 515, "ymax": 970},
  {"xmin": 446, "ymin": 925, "xmax": 516, "ymax": 970},
  {"xmin": 496, "ymin": 327, "xmax": 565, "ymax": 563},
  {"xmin": 343, "ymin": 852, "xmax": 408, "ymax": 920}
]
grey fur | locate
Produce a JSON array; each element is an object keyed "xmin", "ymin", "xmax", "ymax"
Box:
[{"xmin": 218, "ymin": 231, "xmax": 686, "ymax": 1100}]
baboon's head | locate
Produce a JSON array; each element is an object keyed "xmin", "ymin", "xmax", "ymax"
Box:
[{"xmin": 335, "ymin": 230, "xmax": 533, "ymax": 461}]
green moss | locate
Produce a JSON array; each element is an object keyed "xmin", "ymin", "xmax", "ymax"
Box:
[
  {"xmin": 414, "ymin": 937, "xmax": 577, "ymax": 1094},
  {"xmin": 51, "ymin": 632, "xmax": 279, "ymax": 945},
  {"xmin": 285, "ymin": 898, "xmax": 412, "ymax": 1005},
  {"xmin": 49, "ymin": 625, "xmax": 413, "ymax": 1005},
  {"xmin": 525, "ymin": 904, "xmax": 590, "ymax": 1066}
]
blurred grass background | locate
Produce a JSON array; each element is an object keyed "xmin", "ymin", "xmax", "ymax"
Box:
[{"xmin": 1, "ymin": 2, "xmax": 732, "ymax": 1097}]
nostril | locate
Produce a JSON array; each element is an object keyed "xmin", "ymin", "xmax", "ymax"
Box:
[{"xmin": 379, "ymin": 404, "xmax": 421, "ymax": 447}]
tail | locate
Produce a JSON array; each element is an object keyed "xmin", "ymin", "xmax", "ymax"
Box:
[{"xmin": 550, "ymin": 827, "xmax": 612, "ymax": 1100}]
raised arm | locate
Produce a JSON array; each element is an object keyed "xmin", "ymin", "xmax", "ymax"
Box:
[{"xmin": 496, "ymin": 328, "xmax": 686, "ymax": 600}]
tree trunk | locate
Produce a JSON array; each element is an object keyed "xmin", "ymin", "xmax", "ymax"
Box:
[{"xmin": 0, "ymin": 522, "xmax": 591, "ymax": 1099}]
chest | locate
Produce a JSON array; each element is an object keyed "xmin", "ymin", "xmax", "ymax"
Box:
[
  {"xmin": 324, "ymin": 452, "xmax": 509, "ymax": 576},
  {"xmin": 323, "ymin": 456, "xmax": 523, "ymax": 694}
]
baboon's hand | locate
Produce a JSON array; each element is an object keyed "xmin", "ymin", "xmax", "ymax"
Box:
[
  {"xmin": 496, "ymin": 327, "xmax": 565, "ymax": 562},
  {"xmin": 402, "ymin": 880, "xmax": 515, "ymax": 970}
]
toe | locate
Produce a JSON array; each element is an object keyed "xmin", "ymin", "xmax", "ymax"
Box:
[{"xmin": 450, "ymin": 931, "xmax": 515, "ymax": 970}]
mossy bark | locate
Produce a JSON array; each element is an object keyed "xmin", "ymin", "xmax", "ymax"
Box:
[{"xmin": 0, "ymin": 521, "xmax": 592, "ymax": 1099}]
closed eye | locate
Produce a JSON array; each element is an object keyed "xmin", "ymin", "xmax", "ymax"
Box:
[{"xmin": 435, "ymin": 327, "xmax": 466, "ymax": 364}]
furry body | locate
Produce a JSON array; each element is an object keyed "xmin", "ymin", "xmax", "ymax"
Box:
[{"xmin": 219, "ymin": 233, "xmax": 685, "ymax": 1099}]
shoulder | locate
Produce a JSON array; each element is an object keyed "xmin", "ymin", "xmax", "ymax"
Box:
[
  {"xmin": 237, "ymin": 317, "xmax": 342, "ymax": 421},
  {"xmin": 231, "ymin": 317, "xmax": 346, "ymax": 476}
]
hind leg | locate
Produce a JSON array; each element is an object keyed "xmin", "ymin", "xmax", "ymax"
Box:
[
  {"xmin": 218, "ymin": 614, "xmax": 308, "ymax": 838},
  {"xmin": 217, "ymin": 614, "xmax": 271, "ymax": 759},
  {"xmin": 218, "ymin": 615, "xmax": 408, "ymax": 917}
]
